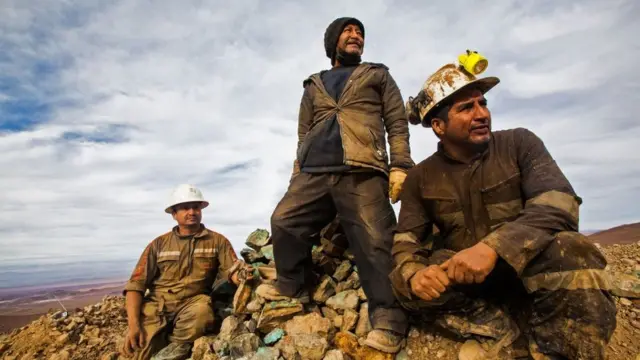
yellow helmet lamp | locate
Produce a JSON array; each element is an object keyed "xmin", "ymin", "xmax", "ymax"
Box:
[{"xmin": 458, "ymin": 50, "xmax": 488, "ymax": 75}]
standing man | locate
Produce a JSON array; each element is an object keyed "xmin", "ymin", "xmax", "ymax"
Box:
[
  {"xmin": 391, "ymin": 57, "xmax": 616, "ymax": 359},
  {"xmin": 122, "ymin": 184, "xmax": 250, "ymax": 360},
  {"xmin": 257, "ymin": 17, "xmax": 414, "ymax": 353}
]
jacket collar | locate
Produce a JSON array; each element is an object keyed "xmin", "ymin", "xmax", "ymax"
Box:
[
  {"xmin": 172, "ymin": 224, "xmax": 209, "ymax": 239},
  {"xmin": 437, "ymin": 141, "xmax": 489, "ymax": 165}
]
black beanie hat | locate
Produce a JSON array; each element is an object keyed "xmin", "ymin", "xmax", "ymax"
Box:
[{"xmin": 324, "ymin": 17, "xmax": 365, "ymax": 61}]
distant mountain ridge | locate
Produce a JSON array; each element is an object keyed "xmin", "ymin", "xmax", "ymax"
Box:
[{"xmin": 588, "ymin": 222, "xmax": 640, "ymax": 245}]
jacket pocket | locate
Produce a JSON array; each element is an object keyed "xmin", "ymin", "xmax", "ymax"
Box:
[
  {"xmin": 480, "ymin": 172, "xmax": 522, "ymax": 204},
  {"xmin": 193, "ymin": 249, "xmax": 217, "ymax": 278},
  {"xmin": 368, "ymin": 129, "xmax": 387, "ymax": 162},
  {"xmin": 157, "ymin": 254, "xmax": 180, "ymax": 281}
]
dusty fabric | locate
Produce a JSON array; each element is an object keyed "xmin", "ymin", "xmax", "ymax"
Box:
[
  {"xmin": 389, "ymin": 128, "xmax": 616, "ymax": 359},
  {"xmin": 391, "ymin": 128, "xmax": 582, "ymax": 282},
  {"xmin": 132, "ymin": 294, "xmax": 214, "ymax": 360},
  {"xmin": 124, "ymin": 224, "xmax": 241, "ymax": 305},
  {"xmin": 392, "ymin": 234, "xmax": 616, "ymax": 359},
  {"xmin": 270, "ymin": 171, "xmax": 407, "ymax": 334},
  {"xmin": 300, "ymin": 65, "xmax": 357, "ymax": 173},
  {"xmin": 124, "ymin": 225, "xmax": 240, "ymax": 359},
  {"xmin": 292, "ymin": 62, "xmax": 414, "ymax": 176}
]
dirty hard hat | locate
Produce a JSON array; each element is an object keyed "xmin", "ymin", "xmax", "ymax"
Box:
[
  {"xmin": 324, "ymin": 17, "xmax": 365, "ymax": 61},
  {"xmin": 164, "ymin": 184, "xmax": 209, "ymax": 213},
  {"xmin": 406, "ymin": 57, "xmax": 500, "ymax": 128}
]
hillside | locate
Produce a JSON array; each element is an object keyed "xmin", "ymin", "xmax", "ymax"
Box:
[
  {"xmin": 0, "ymin": 230, "xmax": 639, "ymax": 360},
  {"xmin": 589, "ymin": 222, "xmax": 640, "ymax": 246}
]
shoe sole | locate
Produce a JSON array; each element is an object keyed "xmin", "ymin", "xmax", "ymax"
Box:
[{"xmin": 363, "ymin": 338, "xmax": 405, "ymax": 354}]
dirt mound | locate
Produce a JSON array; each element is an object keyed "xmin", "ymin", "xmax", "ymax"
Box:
[
  {"xmin": 1, "ymin": 232, "xmax": 638, "ymax": 360},
  {"xmin": 0, "ymin": 296, "xmax": 127, "ymax": 360},
  {"xmin": 589, "ymin": 222, "xmax": 640, "ymax": 245}
]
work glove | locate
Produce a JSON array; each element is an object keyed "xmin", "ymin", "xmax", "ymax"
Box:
[{"xmin": 389, "ymin": 168, "xmax": 408, "ymax": 204}]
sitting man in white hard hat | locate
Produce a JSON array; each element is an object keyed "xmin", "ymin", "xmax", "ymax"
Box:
[
  {"xmin": 389, "ymin": 52, "xmax": 616, "ymax": 359},
  {"xmin": 121, "ymin": 184, "xmax": 251, "ymax": 360}
]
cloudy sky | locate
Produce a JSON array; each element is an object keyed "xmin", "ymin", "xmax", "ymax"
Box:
[{"xmin": 1, "ymin": 0, "xmax": 638, "ymax": 288}]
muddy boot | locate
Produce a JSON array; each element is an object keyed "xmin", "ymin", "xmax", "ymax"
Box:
[
  {"xmin": 150, "ymin": 342, "xmax": 192, "ymax": 360},
  {"xmin": 255, "ymin": 283, "xmax": 310, "ymax": 304},
  {"xmin": 363, "ymin": 329, "xmax": 405, "ymax": 354}
]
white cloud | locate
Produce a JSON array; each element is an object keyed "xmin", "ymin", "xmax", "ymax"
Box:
[{"xmin": 1, "ymin": 0, "xmax": 639, "ymax": 287}]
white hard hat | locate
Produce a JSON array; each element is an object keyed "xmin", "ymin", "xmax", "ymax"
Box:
[
  {"xmin": 406, "ymin": 63, "xmax": 499, "ymax": 128},
  {"xmin": 164, "ymin": 184, "xmax": 209, "ymax": 213}
]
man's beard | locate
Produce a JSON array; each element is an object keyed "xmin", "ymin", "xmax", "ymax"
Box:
[{"xmin": 336, "ymin": 48, "xmax": 361, "ymax": 66}]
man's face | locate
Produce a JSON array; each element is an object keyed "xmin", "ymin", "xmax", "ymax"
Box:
[
  {"xmin": 436, "ymin": 88, "xmax": 492, "ymax": 146},
  {"xmin": 172, "ymin": 202, "xmax": 203, "ymax": 227},
  {"xmin": 336, "ymin": 24, "xmax": 364, "ymax": 56}
]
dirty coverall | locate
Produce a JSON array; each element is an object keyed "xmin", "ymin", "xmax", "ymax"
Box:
[
  {"xmin": 271, "ymin": 62, "xmax": 414, "ymax": 334},
  {"xmin": 123, "ymin": 225, "xmax": 241, "ymax": 360},
  {"xmin": 390, "ymin": 128, "xmax": 617, "ymax": 359}
]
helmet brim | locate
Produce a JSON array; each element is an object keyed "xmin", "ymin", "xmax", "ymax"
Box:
[
  {"xmin": 421, "ymin": 76, "xmax": 500, "ymax": 128},
  {"xmin": 164, "ymin": 201, "xmax": 209, "ymax": 214}
]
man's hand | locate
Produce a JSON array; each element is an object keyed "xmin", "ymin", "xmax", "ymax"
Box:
[
  {"xmin": 389, "ymin": 168, "xmax": 407, "ymax": 204},
  {"xmin": 409, "ymin": 265, "xmax": 451, "ymax": 301},
  {"xmin": 441, "ymin": 242, "xmax": 498, "ymax": 285},
  {"xmin": 231, "ymin": 264, "xmax": 255, "ymax": 285},
  {"xmin": 123, "ymin": 322, "xmax": 145, "ymax": 356}
]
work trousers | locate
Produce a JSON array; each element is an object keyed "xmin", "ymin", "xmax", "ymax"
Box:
[
  {"xmin": 271, "ymin": 171, "xmax": 407, "ymax": 334},
  {"xmin": 131, "ymin": 294, "xmax": 215, "ymax": 360},
  {"xmin": 399, "ymin": 232, "xmax": 617, "ymax": 360}
]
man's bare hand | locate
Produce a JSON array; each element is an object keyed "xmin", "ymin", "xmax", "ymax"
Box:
[
  {"xmin": 409, "ymin": 265, "xmax": 451, "ymax": 301},
  {"xmin": 441, "ymin": 242, "xmax": 498, "ymax": 285},
  {"xmin": 123, "ymin": 323, "xmax": 145, "ymax": 356}
]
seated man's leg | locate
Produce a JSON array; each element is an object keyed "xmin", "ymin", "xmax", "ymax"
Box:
[
  {"xmin": 170, "ymin": 294, "xmax": 215, "ymax": 343},
  {"xmin": 131, "ymin": 300, "xmax": 169, "ymax": 360},
  {"xmin": 521, "ymin": 231, "xmax": 617, "ymax": 360},
  {"xmin": 270, "ymin": 172, "xmax": 335, "ymax": 296},
  {"xmin": 397, "ymin": 249, "xmax": 520, "ymax": 346}
]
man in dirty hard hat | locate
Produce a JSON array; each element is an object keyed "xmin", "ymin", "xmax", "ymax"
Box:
[
  {"xmin": 257, "ymin": 17, "xmax": 414, "ymax": 353},
  {"xmin": 122, "ymin": 184, "xmax": 252, "ymax": 360},
  {"xmin": 390, "ymin": 56, "xmax": 617, "ymax": 359}
]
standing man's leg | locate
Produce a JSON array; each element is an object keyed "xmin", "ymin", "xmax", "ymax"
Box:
[
  {"xmin": 269, "ymin": 172, "xmax": 337, "ymax": 298},
  {"xmin": 332, "ymin": 172, "xmax": 407, "ymax": 352}
]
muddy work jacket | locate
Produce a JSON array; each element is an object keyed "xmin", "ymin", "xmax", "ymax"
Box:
[
  {"xmin": 390, "ymin": 128, "xmax": 582, "ymax": 298},
  {"xmin": 293, "ymin": 62, "xmax": 414, "ymax": 175},
  {"xmin": 124, "ymin": 225, "xmax": 241, "ymax": 309}
]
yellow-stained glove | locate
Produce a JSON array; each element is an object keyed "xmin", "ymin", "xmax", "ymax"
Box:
[{"xmin": 389, "ymin": 168, "xmax": 408, "ymax": 204}]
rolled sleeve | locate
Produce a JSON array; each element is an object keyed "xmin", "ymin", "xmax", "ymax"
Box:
[
  {"xmin": 216, "ymin": 235, "xmax": 242, "ymax": 281},
  {"xmin": 381, "ymin": 70, "xmax": 414, "ymax": 170},
  {"xmin": 481, "ymin": 128, "xmax": 581, "ymax": 274},
  {"xmin": 123, "ymin": 242, "xmax": 157, "ymax": 295}
]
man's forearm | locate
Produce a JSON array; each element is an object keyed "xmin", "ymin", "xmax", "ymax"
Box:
[{"xmin": 125, "ymin": 291, "xmax": 143, "ymax": 327}]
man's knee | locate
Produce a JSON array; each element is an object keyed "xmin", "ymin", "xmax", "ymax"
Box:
[
  {"xmin": 551, "ymin": 231, "xmax": 608, "ymax": 269},
  {"xmin": 171, "ymin": 296, "xmax": 215, "ymax": 342},
  {"xmin": 270, "ymin": 196, "xmax": 299, "ymax": 238},
  {"xmin": 524, "ymin": 231, "xmax": 608, "ymax": 281},
  {"xmin": 529, "ymin": 288, "xmax": 616, "ymax": 359}
]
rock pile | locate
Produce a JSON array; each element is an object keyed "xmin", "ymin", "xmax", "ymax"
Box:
[
  {"xmin": 0, "ymin": 296, "xmax": 127, "ymax": 360},
  {"xmin": 2, "ymin": 233, "xmax": 640, "ymax": 360},
  {"xmin": 195, "ymin": 225, "xmax": 396, "ymax": 360}
]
